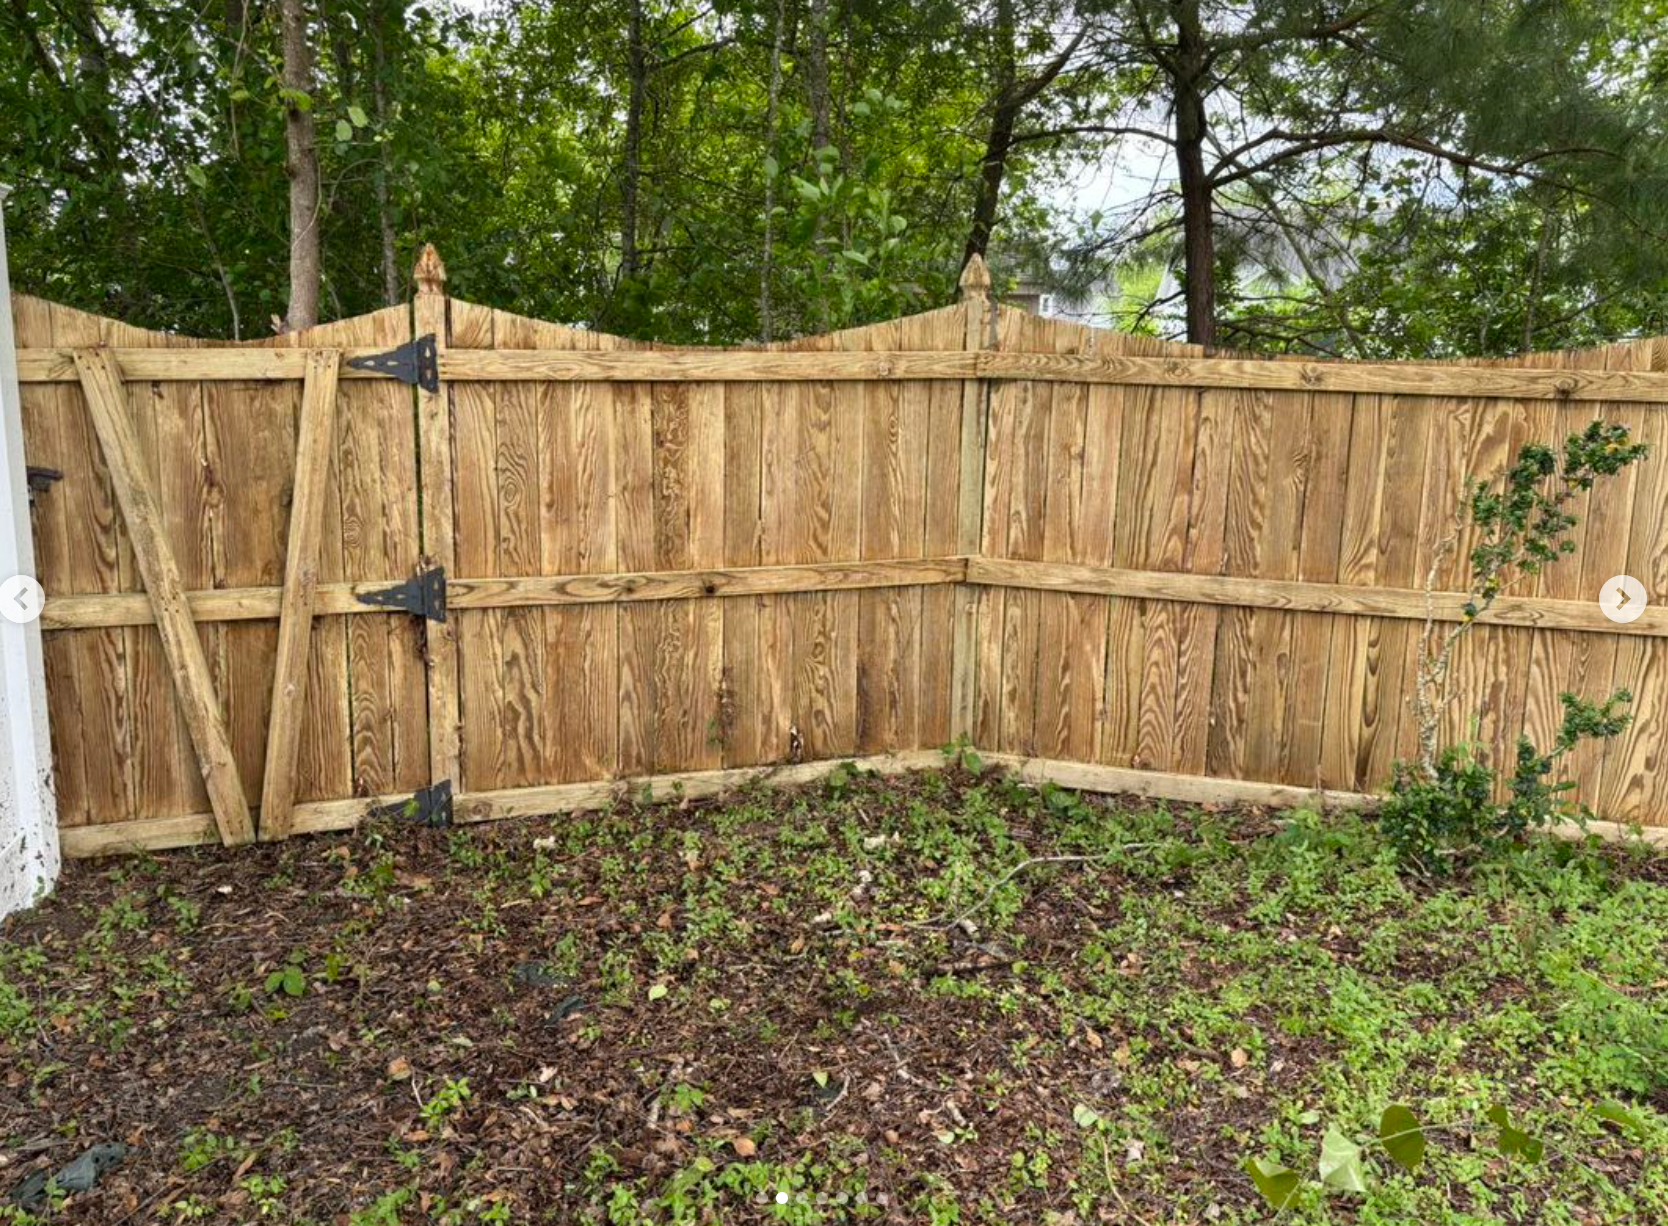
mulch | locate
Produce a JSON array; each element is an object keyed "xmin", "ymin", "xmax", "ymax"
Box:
[{"xmin": 0, "ymin": 777, "xmax": 1652, "ymax": 1223}]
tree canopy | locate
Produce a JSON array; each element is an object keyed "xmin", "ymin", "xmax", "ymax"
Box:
[{"xmin": 2, "ymin": 0, "xmax": 1664, "ymax": 353}]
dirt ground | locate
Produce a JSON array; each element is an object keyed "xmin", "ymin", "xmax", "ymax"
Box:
[{"xmin": 2, "ymin": 766, "xmax": 1663, "ymax": 1224}]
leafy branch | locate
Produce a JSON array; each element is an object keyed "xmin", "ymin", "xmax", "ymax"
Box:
[
  {"xmin": 1244, "ymin": 1098, "xmax": 1649, "ymax": 1211},
  {"xmin": 1412, "ymin": 419, "xmax": 1648, "ymax": 777},
  {"xmin": 1385, "ymin": 420, "xmax": 1648, "ymax": 871}
]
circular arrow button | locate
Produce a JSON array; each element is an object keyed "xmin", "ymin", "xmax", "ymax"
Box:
[
  {"xmin": 1599, "ymin": 574, "xmax": 1647, "ymax": 624},
  {"xmin": 0, "ymin": 575, "xmax": 45, "ymax": 624}
]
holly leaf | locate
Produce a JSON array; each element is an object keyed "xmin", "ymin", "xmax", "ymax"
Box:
[
  {"xmin": 1244, "ymin": 1157, "xmax": 1301, "ymax": 1210},
  {"xmin": 1378, "ymin": 1104, "xmax": 1426, "ymax": 1172},
  {"xmin": 1318, "ymin": 1126, "xmax": 1368, "ymax": 1194}
]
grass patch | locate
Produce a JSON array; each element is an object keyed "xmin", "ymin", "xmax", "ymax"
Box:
[{"xmin": 0, "ymin": 766, "xmax": 1663, "ymax": 1223}]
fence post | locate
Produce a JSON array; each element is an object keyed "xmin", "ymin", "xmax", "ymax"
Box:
[
  {"xmin": 0, "ymin": 184, "xmax": 60, "ymax": 916},
  {"xmin": 413, "ymin": 245, "xmax": 460, "ymax": 793},
  {"xmin": 949, "ymin": 254, "xmax": 993, "ymax": 742}
]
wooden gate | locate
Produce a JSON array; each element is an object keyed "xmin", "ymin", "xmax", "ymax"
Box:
[{"xmin": 18, "ymin": 296, "xmax": 430, "ymax": 852}]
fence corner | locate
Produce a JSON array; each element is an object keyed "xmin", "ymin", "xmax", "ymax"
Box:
[{"xmin": 0, "ymin": 183, "xmax": 61, "ymax": 917}]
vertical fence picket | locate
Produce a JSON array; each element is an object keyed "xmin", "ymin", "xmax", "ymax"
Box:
[
  {"xmin": 71, "ymin": 348, "xmax": 254, "ymax": 846},
  {"xmin": 950, "ymin": 255, "xmax": 993, "ymax": 742}
]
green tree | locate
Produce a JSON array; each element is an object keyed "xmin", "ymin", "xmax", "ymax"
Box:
[{"xmin": 1060, "ymin": 0, "xmax": 1668, "ymax": 348}]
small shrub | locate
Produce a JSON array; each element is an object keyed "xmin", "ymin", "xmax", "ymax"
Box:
[
  {"xmin": 1383, "ymin": 689, "xmax": 1632, "ymax": 870},
  {"xmin": 1391, "ymin": 422, "xmax": 1647, "ymax": 870}
]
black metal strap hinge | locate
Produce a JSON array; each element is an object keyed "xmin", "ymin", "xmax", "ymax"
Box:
[
  {"xmin": 369, "ymin": 779, "xmax": 453, "ymax": 828},
  {"xmin": 346, "ymin": 333, "xmax": 439, "ymax": 393},
  {"xmin": 357, "ymin": 564, "xmax": 446, "ymax": 622}
]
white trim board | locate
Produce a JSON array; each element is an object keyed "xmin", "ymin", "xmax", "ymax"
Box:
[{"xmin": 0, "ymin": 183, "xmax": 59, "ymax": 920}]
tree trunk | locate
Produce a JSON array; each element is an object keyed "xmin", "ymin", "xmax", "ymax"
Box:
[
  {"xmin": 965, "ymin": 0, "xmax": 1018, "ymax": 262},
  {"xmin": 280, "ymin": 0, "xmax": 322, "ymax": 331},
  {"xmin": 620, "ymin": 0, "xmax": 646, "ymax": 285},
  {"xmin": 759, "ymin": 0, "xmax": 786, "ymax": 341},
  {"xmin": 804, "ymin": 0, "xmax": 833, "ymax": 331},
  {"xmin": 1173, "ymin": 0, "xmax": 1215, "ymax": 346},
  {"xmin": 807, "ymin": 0, "xmax": 831, "ymax": 152},
  {"xmin": 964, "ymin": 0, "xmax": 1085, "ymax": 264}
]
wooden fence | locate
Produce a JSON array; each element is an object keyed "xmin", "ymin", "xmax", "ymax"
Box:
[{"xmin": 12, "ymin": 250, "xmax": 1668, "ymax": 855}]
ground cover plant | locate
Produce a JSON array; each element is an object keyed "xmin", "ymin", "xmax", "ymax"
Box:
[{"xmin": 1, "ymin": 763, "xmax": 1664, "ymax": 1224}]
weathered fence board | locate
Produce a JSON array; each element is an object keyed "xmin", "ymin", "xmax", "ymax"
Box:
[
  {"xmin": 259, "ymin": 349, "xmax": 341, "ymax": 841},
  {"xmin": 972, "ymin": 325, "xmax": 1668, "ymax": 818},
  {"xmin": 73, "ymin": 346, "xmax": 255, "ymax": 846},
  {"xmin": 13, "ymin": 256, "xmax": 1668, "ymax": 854}
]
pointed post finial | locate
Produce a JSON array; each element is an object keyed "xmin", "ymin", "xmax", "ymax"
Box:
[
  {"xmin": 959, "ymin": 252, "xmax": 991, "ymax": 302},
  {"xmin": 413, "ymin": 244, "xmax": 447, "ymax": 295}
]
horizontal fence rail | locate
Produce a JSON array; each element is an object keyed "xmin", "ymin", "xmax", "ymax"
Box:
[
  {"xmin": 40, "ymin": 555, "xmax": 1668, "ymax": 638},
  {"xmin": 12, "ymin": 254, "xmax": 1668, "ymax": 856},
  {"xmin": 20, "ymin": 345, "xmax": 1668, "ymax": 402}
]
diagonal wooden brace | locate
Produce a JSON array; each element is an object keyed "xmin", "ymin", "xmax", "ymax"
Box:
[
  {"xmin": 72, "ymin": 347, "xmax": 256, "ymax": 846},
  {"xmin": 258, "ymin": 349, "xmax": 341, "ymax": 841}
]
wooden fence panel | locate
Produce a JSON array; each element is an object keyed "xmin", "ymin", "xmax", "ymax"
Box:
[
  {"xmin": 976, "ymin": 308, "xmax": 1668, "ymax": 822},
  {"xmin": 16, "ymin": 296, "xmax": 425, "ymax": 851},
  {"xmin": 14, "ymin": 281, "xmax": 1668, "ymax": 851},
  {"xmin": 443, "ymin": 300, "xmax": 966, "ymax": 798}
]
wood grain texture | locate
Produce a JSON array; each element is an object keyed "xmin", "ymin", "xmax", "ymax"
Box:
[
  {"xmin": 258, "ymin": 350, "xmax": 341, "ymax": 839},
  {"xmin": 44, "ymin": 305, "xmax": 134, "ymax": 827},
  {"xmin": 22, "ymin": 340, "xmax": 1668, "ymax": 403},
  {"xmin": 19, "ymin": 344, "xmax": 414, "ymax": 382},
  {"xmin": 105, "ymin": 309, "xmax": 202, "ymax": 824},
  {"xmin": 415, "ymin": 250, "xmax": 461, "ymax": 793},
  {"xmin": 334, "ymin": 307, "xmax": 429, "ymax": 800},
  {"xmin": 1598, "ymin": 338, "xmax": 1668, "ymax": 822},
  {"xmin": 73, "ymin": 348, "xmax": 255, "ymax": 846},
  {"xmin": 19, "ymin": 289, "xmax": 1668, "ymax": 843},
  {"xmin": 16, "ymin": 296, "xmax": 92, "ymax": 824},
  {"xmin": 961, "ymin": 561, "xmax": 1668, "ymax": 635}
]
